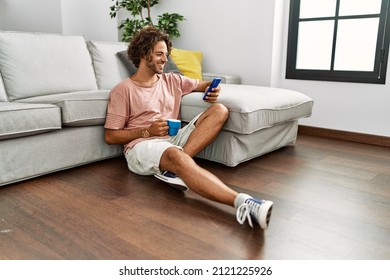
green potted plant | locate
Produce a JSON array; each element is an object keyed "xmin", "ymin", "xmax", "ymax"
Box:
[{"xmin": 110, "ymin": 0, "xmax": 185, "ymax": 42}]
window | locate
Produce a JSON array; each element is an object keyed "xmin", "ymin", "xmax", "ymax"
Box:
[{"xmin": 286, "ymin": 0, "xmax": 390, "ymax": 84}]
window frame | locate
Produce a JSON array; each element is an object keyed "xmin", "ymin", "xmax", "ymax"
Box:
[{"xmin": 286, "ymin": 0, "xmax": 390, "ymax": 84}]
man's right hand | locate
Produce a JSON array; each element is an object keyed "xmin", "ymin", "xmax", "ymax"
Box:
[{"xmin": 148, "ymin": 119, "xmax": 169, "ymax": 137}]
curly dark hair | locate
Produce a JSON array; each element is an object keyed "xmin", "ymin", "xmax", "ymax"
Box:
[{"xmin": 128, "ymin": 26, "xmax": 172, "ymax": 68}]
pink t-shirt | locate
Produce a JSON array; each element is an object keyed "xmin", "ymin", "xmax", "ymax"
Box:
[{"xmin": 104, "ymin": 73, "xmax": 199, "ymax": 150}]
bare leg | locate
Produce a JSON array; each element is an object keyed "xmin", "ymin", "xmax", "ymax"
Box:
[
  {"xmin": 159, "ymin": 148, "xmax": 274, "ymax": 230},
  {"xmin": 182, "ymin": 103, "xmax": 229, "ymax": 157},
  {"xmin": 159, "ymin": 104, "xmax": 274, "ymax": 229},
  {"xmin": 159, "ymin": 103, "xmax": 237, "ymax": 206},
  {"xmin": 159, "ymin": 147, "xmax": 237, "ymax": 206}
]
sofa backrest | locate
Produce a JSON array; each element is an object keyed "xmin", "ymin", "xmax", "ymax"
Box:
[
  {"xmin": 0, "ymin": 31, "xmax": 98, "ymax": 101},
  {"xmin": 87, "ymin": 41, "xmax": 130, "ymax": 90},
  {"xmin": 0, "ymin": 72, "xmax": 7, "ymax": 102}
]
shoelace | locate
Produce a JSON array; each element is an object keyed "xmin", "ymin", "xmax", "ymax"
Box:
[
  {"xmin": 236, "ymin": 203, "xmax": 253, "ymax": 227},
  {"xmin": 236, "ymin": 198, "xmax": 262, "ymax": 228}
]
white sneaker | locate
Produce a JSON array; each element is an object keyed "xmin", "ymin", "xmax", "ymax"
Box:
[
  {"xmin": 236, "ymin": 196, "xmax": 273, "ymax": 229},
  {"xmin": 154, "ymin": 171, "xmax": 189, "ymax": 191}
]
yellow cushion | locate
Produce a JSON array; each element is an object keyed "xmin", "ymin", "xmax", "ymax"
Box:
[{"xmin": 170, "ymin": 48, "xmax": 203, "ymax": 80}]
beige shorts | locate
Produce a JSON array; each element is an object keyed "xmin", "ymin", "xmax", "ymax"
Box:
[{"xmin": 124, "ymin": 114, "xmax": 201, "ymax": 176}]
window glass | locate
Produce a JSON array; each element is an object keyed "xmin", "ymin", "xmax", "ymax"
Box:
[
  {"xmin": 300, "ymin": 0, "xmax": 337, "ymax": 18},
  {"xmin": 339, "ymin": 0, "xmax": 382, "ymax": 16},
  {"xmin": 286, "ymin": 0, "xmax": 389, "ymax": 84},
  {"xmin": 297, "ymin": 20, "xmax": 335, "ymax": 70},
  {"xmin": 334, "ymin": 18, "xmax": 379, "ymax": 71}
]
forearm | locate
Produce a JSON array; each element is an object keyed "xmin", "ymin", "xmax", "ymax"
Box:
[
  {"xmin": 105, "ymin": 119, "xmax": 169, "ymax": 145},
  {"xmin": 195, "ymin": 80, "xmax": 212, "ymax": 92},
  {"xmin": 104, "ymin": 127, "xmax": 146, "ymax": 145}
]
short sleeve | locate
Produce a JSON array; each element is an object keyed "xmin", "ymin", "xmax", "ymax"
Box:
[{"xmin": 104, "ymin": 90, "xmax": 129, "ymax": 130}]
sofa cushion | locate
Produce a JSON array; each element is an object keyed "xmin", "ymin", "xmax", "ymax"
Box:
[
  {"xmin": 164, "ymin": 57, "xmax": 183, "ymax": 75},
  {"xmin": 181, "ymin": 84, "xmax": 314, "ymax": 134},
  {"xmin": 171, "ymin": 48, "xmax": 203, "ymax": 80},
  {"xmin": 19, "ymin": 90, "xmax": 110, "ymax": 126},
  {"xmin": 0, "ymin": 31, "xmax": 98, "ymax": 101},
  {"xmin": 116, "ymin": 50, "xmax": 138, "ymax": 76},
  {"xmin": 87, "ymin": 41, "xmax": 130, "ymax": 90},
  {"xmin": 0, "ymin": 73, "xmax": 7, "ymax": 102},
  {"xmin": 0, "ymin": 102, "xmax": 61, "ymax": 140}
]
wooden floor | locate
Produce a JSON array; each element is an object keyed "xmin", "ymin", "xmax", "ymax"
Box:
[{"xmin": 1, "ymin": 134, "xmax": 389, "ymax": 260}]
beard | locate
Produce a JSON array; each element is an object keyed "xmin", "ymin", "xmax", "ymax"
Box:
[{"xmin": 146, "ymin": 59, "xmax": 165, "ymax": 74}]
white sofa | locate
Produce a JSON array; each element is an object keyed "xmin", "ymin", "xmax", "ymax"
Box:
[{"xmin": 0, "ymin": 31, "xmax": 313, "ymax": 186}]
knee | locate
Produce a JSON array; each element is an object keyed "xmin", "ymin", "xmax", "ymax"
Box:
[
  {"xmin": 161, "ymin": 147, "xmax": 192, "ymax": 172},
  {"xmin": 210, "ymin": 103, "xmax": 229, "ymax": 123},
  {"xmin": 164, "ymin": 147, "xmax": 183, "ymax": 163}
]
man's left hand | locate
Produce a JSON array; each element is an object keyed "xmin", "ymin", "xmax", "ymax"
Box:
[{"xmin": 204, "ymin": 85, "xmax": 221, "ymax": 103}]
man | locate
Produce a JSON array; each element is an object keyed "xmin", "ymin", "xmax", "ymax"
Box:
[{"xmin": 104, "ymin": 26, "xmax": 273, "ymax": 230}]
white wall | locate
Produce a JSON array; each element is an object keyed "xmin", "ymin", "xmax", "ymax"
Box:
[
  {"xmin": 61, "ymin": 0, "xmax": 118, "ymax": 41},
  {"xmin": 151, "ymin": 0, "xmax": 275, "ymax": 86},
  {"xmin": 0, "ymin": 0, "xmax": 117, "ymax": 41},
  {"xmin": 0, "ymin": 0, "xmax": 62, "ymax": 33}
]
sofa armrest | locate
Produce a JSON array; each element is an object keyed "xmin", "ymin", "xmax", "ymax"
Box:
[{"xmin": 202, "ymin": 72, "xmax": 241, "ymax": 84}]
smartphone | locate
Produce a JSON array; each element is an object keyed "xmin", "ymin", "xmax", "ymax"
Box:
[{"xmin": 203, "ymin": 78, "xmax": 222, "ymax": 100}]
